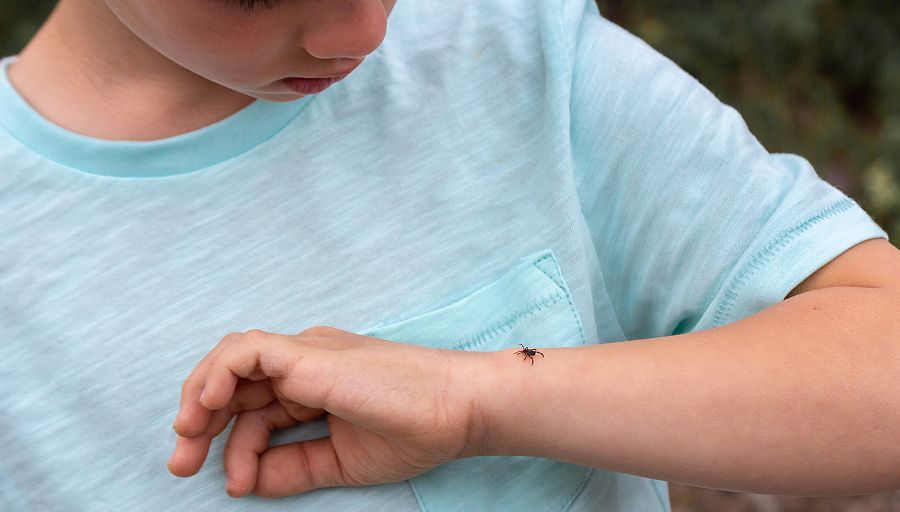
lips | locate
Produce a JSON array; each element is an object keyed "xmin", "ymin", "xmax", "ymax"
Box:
[
  {"xmin": 283, "ymin": 61, "xmax": 361, "ymax": 94},
  {"xmin": 283, "ymin": 75, "xmax": 348, "ymax": 94}
]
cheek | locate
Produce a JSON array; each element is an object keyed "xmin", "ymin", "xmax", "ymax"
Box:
[
  {"xmin": 167, "ymin": 31, "xmax": 276, "ymax": 84},
  {"xmin": 111, "ymin": 0, "xmax": 280, "ymax": 86}
]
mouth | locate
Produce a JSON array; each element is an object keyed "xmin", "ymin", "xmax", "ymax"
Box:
[
  {"xmin": 282, "ymin": 74, "xmax": 349, "ymax": 94},
  {"xmin": 282, "ymin": 60, "xmax": 362, "ymax": 94}
]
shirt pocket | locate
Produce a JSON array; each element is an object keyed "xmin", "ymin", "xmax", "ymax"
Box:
[{"xmin": 357, "ymin": 248, "xmax": 592, "ymax": 512}]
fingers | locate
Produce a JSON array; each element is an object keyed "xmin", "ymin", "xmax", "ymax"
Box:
[
  {"xmin": 169, "ymin": 379, "xmax": 277, "ymax": 477},
  {"xmin": 173, "ymin": 350, "xmax": 218, "ymax": 437},
  {"xmin": 174, "ymin": 331, "xmax": 285, "ymax": 437},
  {"xmin": 224, "ymin": 401, "xmax": 298, "ymax": 497},
  {"xmin": 171, "ymin": 328, "xmax": 350, "ymax": 484},
  {"xmin": 277, "ymin": 398, "xmax": 327, "ymax": 423},
  {"xmin": 183, "ymin": 328, "xmax": 363, "ymax": 421},
  {"xmin": 224, "ymin": 399, "xmax": 327, "ymax": 497},
  {"xmin": 168, "ymin": 406, "xmax": 235, "ymax": 477},
  {"xmin": 201, "ymin": 331, "xmax": 297, "ymax": 410},
  {"xmin": 168, "ymin": 435, "xmax": 212, "ymax": 477},
  {"xmin": 254, "ymin": 435, "xmax": 351, "ymax": 497}
]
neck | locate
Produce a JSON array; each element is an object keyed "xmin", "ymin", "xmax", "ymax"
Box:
[{"xmin": 7, "ymin": 0, "xmax": 255, "ymax": 141}]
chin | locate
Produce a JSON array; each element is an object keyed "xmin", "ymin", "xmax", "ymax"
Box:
[
  {"xmin": 248, "ymin": 90, "xmax": 309, "ymax": 102},
  {"xmin": 271, "ymin": 94, "xmax": 309, "ymax": 102}
]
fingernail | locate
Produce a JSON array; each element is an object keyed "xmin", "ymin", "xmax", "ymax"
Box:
[{"xmin": 199, "ymin": 388, "xmax": 206, "ymax": 404}]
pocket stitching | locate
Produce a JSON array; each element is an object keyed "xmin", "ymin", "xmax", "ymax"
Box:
[
  {"xmin": 562, "ymin": 467, "xmax": 595, "ymax": 512},
  {"xmin": 532, "ymin": 252, "xmax": 567, "ymax": 290},
  {"xmin": 456, "ymin": 288, "xmax": 568, "ymax": 351},
  {"xmin": 531, "ymin": 253, "xmax": 589, "ymax": 347},
  {"xmin": 362, "ymin": 250, "xmax": 589, "ymax": 353},
  {"xmin": 453, "ymin": 251, "xmax": 587, "ymax": 352}
]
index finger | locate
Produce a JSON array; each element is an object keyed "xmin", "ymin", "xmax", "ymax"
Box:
[
  {"xmin": 173, "ymin": 335, "xmax": 232, "ymax": 438},
  {"xmin": 168, "ymin": 378, "xmax": 277, "ymax": 478},
  {"xmin": 201, "ymin": 330, "xmax": 313, "ymax": 411},
  {"xmin": 173, "ymin": 362, "xmax": 213, "ymax": 437}
]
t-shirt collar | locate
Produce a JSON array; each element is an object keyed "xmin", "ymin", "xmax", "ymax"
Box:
[{"xmin": 0, "ymin": 55, "xmax": 313, "ymax": 178}]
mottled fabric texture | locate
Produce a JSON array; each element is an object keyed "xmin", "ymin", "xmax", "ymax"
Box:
[{"xmin": 0, "ymin": 0, "xmax": 887, "ymax": 510}]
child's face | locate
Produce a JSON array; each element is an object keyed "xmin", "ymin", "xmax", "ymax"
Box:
[{"xmin": 103, "ymin": 0, "xmax": 397, "ymax": 101}]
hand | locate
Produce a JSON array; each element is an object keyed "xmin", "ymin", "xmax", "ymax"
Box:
[{"xmin": 167, "ymin": 326, "xmax": 485, "ymax": 498}]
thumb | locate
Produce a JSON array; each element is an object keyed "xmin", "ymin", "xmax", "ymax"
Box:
[
  {"xmin": 254, "ymin": 435, "xmax": 353, "ymax": 497},
  {"xmin": 224, "ymin": 402, "xmax": 346, "ymax": 498}
]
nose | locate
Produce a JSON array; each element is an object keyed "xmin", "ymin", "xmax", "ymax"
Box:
[{"xmin": 300, "ymin": 0, "xmax": 390, "ymax": 60}]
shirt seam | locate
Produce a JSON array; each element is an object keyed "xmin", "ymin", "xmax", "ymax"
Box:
[
  {"xmin": 459, "ymin": 289, "xmax": 567, "ymax": 351},
  {"xmin": 710, "ymin": 196, "xmax": 856, "ymax": 328},
  {"xmin": 562, "ymin": 468, "xmax": 594, "ymax": 512},
  {"xmin": 531, "ymin": 254, "xmax": 590, "ymax": 346}
]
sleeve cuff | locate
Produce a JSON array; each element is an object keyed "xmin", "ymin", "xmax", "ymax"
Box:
[{"xmin": 701, "ymin": 196, "xmax": 890, "ymax": 329}]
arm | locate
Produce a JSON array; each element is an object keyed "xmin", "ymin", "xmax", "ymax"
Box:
[
  {"xmin": 472, "ymin": 238, "xmax": 900, "ymax": 496},
  {"xmin": 168, "ymin": 242, "xmax": 898, "ymax": 498}
]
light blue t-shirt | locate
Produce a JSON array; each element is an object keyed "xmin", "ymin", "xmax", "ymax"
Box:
[{"xmin": 0, "ymin": 0, "xmax": 888, "ymax": 510}]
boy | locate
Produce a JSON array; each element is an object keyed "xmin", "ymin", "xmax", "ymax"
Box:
[{"xmin": 2, "ymin": 0, "xmax": 898, "ymax": 510}]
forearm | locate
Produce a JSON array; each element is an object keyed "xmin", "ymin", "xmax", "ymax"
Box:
[{"xmin": 468, "ymin": 286, "xmax": 900, "ymax": 496}]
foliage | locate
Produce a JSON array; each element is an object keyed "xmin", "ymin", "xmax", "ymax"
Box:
[
  {"xmin": 598, "ymin": 0, "xmax": 900, "ymax": 244},
  {"xmin": 0, "ymin": 0, "xmax": 55, "ymax": 56}
]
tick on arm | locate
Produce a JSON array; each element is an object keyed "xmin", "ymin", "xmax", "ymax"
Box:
[{"xmin": 514, "ymin": 344, "xmax": 544, "ymax": 365}]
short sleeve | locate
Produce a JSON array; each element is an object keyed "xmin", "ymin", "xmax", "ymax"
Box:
[{"xmin": 563, "ymin": 1, "xmax": 890, "ymax": 340}]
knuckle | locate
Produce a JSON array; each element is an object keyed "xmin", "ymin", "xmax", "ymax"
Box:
[
  {"xmin": 242, "ymin": 328, "xmax": 270, "ymax": 341},
  {"xmin": 203, "ymin": 353, "xmax": 221, "ymax": 375},
  {"xmin": 221, "ymin": 331, "xmax": 244, "ymax": 346}
]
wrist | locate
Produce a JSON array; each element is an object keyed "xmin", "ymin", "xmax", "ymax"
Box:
[
  {"xmin": 449, "ymin": 348, "xmax": 502, "ymax": 459},
  {"xmin": 456, "ymin": 345, "xmax": 587, "ymax": 460},
  {"xmin": 452, "ymin": 348, "xmax": 516, "ymax": 458}
]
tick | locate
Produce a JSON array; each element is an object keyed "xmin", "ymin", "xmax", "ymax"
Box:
[{"xmin": 514, "ymin": 344, "xmax": 544, "ymax": 365}]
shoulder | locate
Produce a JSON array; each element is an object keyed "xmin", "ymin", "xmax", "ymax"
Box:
[{"xmin": 379, "ymin": 0, "xmax": 572, "ymax": 76}]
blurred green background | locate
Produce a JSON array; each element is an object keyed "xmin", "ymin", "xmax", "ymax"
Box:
[
  {"xmin": 595, "ymin": 0, "xmax": 899, "ymax": 248},
  {"xmin": 1, "ymin": 1, "xmax": 898, "ymax": 511}
]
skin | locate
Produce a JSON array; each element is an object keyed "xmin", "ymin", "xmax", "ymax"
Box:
[
  {"xmin": 8, "ymin": 0, "xmax": 396, "ymax": 140},
  {"xmin": 169, "ymin": 326, "xmax": 483, "ymax": 497},
  {"xmin": 170, "ymin": 238, "xmax": 900, "ymax": 498},
  {"xmin": 10, "ymin": 0, "xmax": 900, "ymax": 501}
]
